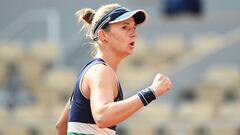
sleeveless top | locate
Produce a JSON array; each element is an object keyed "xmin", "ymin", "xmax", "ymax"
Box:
[{"xmin": 68, "ymin": 58, "xmax": 123, "ymax": 135}]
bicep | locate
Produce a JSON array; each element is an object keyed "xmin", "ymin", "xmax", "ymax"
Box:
[
  {"xmin": 90, "ymin": 82, "xmax": 115, "ymax": 109},
  {"xmin": 87, "ymin": 66, "xmax": 118, "ymax": 114}
]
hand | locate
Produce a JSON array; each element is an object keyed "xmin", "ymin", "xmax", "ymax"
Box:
[{"xmin": 149, "ymin": 73, "xmax": 172, "ymax": 97}]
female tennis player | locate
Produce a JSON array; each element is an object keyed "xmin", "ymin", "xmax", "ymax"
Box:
[{"xmin": 56, "ymin": 3, "xmax": 172, "ymax": 135}]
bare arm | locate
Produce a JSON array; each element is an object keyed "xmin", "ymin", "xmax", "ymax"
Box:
[
  {"xmin": 87, "ymin": 65, "xmax": 171, "ymax": 128},
  {"xmin": 56, "ymin": 100, "xmax": 70, "ymax": 135}
]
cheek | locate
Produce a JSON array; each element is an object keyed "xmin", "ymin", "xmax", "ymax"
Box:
[{"xmin": 110, "ymin": 31, "xmax": 128, "ymax": 44}]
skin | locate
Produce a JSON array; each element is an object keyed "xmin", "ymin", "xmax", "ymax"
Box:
[
  {"xmin": 56, "ymin": 100, "xmax": 70, "ymax": 135},
  {"xmin": 56, "ymin": 17, "xmax": 172, "ymax": 134}
]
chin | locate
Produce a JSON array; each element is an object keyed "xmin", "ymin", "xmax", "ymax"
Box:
[
  {"xmin": 126, "ymin": 50, "xmax": 134, "ymax": 54},
  {"xmin": 120, "ymin": 52, "xmax": 132, "ymax": 58},
  {"xmin": 118, "ymin": 49, "xmax": 134, "ymax": 58}
]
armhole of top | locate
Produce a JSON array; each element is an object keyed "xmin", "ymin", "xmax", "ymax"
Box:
[{"xmin": 78, "ymin": 61, "xmax": 106, "ymax": 100}]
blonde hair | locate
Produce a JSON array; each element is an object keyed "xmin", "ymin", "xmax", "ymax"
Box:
[
  {"xmin": 75, "ymin": 3, "xmax": 121, "ymax": 40},
  {"xmin": 75, "ymin": 3, "xmax": 121, "ymax": 56}
]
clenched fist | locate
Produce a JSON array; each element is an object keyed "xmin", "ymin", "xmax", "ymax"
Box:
[{"xmin": 149, "ymin": 73, "xmax": 172, "ymax": 97}]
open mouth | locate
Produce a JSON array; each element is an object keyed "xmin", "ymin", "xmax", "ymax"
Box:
[{"xmin": 129, "ymin": 41, "xmax": 135, "ymax": 47}]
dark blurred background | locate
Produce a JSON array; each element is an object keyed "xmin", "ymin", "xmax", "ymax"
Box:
[{"xmin": 0, "ymin": 0, "xmax": 240, "ymax": 135}]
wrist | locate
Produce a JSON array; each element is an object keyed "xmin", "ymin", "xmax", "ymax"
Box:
[
  {"xmin": 137, "ymin": 87, "xmax": 156, "ymax": 106},
  {"xmin": 148, "ymin": 87, "xmax": 156, "ymax": 98}
]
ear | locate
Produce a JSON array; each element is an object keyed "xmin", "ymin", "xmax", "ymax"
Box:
[{"xmin": 97, "ymin": 29, "xmax": 107, "ymax": 42}]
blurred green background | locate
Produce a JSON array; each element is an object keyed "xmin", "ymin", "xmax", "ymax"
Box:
[{"xmin": 0, "ymin": 0, "xmax": 240, "ymax": 135}]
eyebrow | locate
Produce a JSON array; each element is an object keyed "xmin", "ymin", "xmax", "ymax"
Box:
[{"xmin": 122, "ymin": 22, "xmax": 131, "ymax": 25}]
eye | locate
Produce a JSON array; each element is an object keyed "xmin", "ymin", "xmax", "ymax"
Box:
[{"xmin": 122, "ymin": 25, "xmax": 129, "ymax": 30}]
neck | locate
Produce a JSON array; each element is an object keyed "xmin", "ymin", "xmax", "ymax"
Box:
[{"xmin": 95, "ymin": 51, "xmax": 123, "ymax": 72}]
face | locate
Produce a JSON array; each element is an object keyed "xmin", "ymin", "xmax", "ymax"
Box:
[{"xmin": 104, "ymin": 17, "xmax": 137, "ymax": 57}]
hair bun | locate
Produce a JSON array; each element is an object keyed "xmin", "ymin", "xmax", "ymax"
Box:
[{"xmin": 75, "ymin": 8, "xmax": 95, "ymax": 25}]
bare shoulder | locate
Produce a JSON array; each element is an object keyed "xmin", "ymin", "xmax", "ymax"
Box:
[{"xmin": 85, "ymin": 63, "xmax": 117, "ymax": 86}]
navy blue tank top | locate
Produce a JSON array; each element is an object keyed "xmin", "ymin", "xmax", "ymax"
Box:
[{"xmin": 68, "ymin": 58, "xmax": 123, "ymax": 131}]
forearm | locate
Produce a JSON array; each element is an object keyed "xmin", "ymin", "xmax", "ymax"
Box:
[
  {"xmin": 56, "ymin": 101, "xmax": 70, "ymax": 135},
  {"xmin": 93, "ymin": 94, "xmax": 143, "ymax": 128},
  {"xmin": 56, "ymin": 126, "xmax": 68, "ymax": 135}
]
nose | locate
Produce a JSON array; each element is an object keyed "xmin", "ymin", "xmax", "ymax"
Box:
[{"xmin": 130, "ymin": 28, "xmax": 137, "ymax": 38}]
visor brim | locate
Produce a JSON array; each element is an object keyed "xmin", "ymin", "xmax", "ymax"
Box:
[{"xmin": 109, "ymin": 9, "xmax": 148, "ymax": 25}]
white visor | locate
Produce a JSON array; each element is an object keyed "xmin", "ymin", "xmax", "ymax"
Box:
[{"xmin": 109, "ymin": 9, "xmax": 148, "ymax": 25}]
